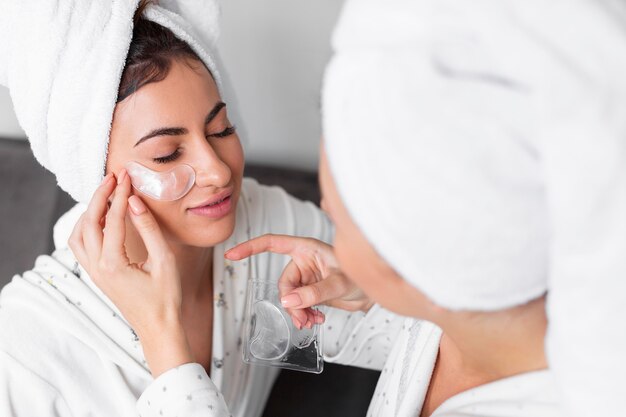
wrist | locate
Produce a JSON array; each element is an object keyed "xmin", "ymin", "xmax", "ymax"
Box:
[{"xmin": 139, "ymin": 319, "xmax": 194, "ymax": 378}]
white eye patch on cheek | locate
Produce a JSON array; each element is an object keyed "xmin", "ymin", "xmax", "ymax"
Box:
[{"xmin": 124, "ymin": 161, "xmax": 196, "ymax": 201}]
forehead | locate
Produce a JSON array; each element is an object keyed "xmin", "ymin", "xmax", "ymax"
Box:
[{"xmin": 111, "ymin": 59, "xmax": 220, "ymax": 139}]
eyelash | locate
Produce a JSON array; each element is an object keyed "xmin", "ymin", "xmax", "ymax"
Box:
[
  {"xmin": 153, "ymin": 148, "xmax": 181, "ymax": 164},
  {"xmin": 152, "ymin": 125, "xmax": 237, "ymax": 164},
  {"xmin": 208, "ymin": 125, "xmax": 237, "ymax": 138}
]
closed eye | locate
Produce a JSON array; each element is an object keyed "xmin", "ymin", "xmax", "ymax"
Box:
[
  {"xmin": 207, "ymin": 125, "xmax": 236, "ymax": 138},
  {"xmin": 153, "ymin": 148, "xmax": 181, "ymax": 164}
]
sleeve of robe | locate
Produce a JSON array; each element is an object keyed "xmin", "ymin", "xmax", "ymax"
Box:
[{"xmin": 137, "ymin": 363, "xmax": 230, "ymax": 417}]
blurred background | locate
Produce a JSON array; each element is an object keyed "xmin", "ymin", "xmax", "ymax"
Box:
[{"xmin": 0, "ymin": 1, "xmax": 381, "ymax": 416}]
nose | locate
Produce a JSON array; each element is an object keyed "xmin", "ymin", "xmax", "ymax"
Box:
[{"xmin": 193, "ymin": 140, "xmax": 232, "ymax": 189}]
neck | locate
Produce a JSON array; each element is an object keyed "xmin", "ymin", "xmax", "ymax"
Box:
[
  {"xmin": 123, "ymin": 215, "xmax": 213, "ymax": 305},
  {"xmin": 433, "ymin": 296, "xmax": 548, "ymax": 385}
]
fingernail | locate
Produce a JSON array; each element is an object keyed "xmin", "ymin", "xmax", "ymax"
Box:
[
  {"xmin": 128, "ymin": 195, "xmax": 146, "ymax": 215},
  {"xmin": 117, "ymin": 169, "xmax": 127, "ymax": 185},
  {"xmin": 292, "ymin": 317, "xmax": 302, "ymax": 329},
  {"xmin": 281, "ymin": 293, "xmax": 302, "ymax": 308}
]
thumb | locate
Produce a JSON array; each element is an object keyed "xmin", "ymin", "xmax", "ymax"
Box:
[{"xmin": 281, "ymin": 272, "xmax": 351, "ymax": 310}]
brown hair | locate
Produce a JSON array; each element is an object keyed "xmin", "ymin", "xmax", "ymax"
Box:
[{"xmin": 116, "ymin": 0, "xmax": 208, "ymax": 103}]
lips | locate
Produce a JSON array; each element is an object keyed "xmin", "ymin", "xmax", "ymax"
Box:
[
  {"xmin": 189, "ymin": 188, "xmax": 233, "ymax": 210},
  {"xmin": 202, "ymin": 194, "xmax": 229, "ymax": 207},
  {"xmin": 187, "ymin": 188, "xmax": 234, "ymax": 219}
]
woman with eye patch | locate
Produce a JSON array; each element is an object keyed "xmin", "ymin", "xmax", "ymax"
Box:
[{"xmin": 0, "ymin": 1, "xmax": 402, "ymax": 417}]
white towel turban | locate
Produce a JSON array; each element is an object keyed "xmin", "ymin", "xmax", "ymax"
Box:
[
  {"xmin": 323, "ymin": 0, "xmax": 626, "ymax": 415},
  {"xmin": 0, "ymin": 0, "xmax": 221, "ymax": 203}
]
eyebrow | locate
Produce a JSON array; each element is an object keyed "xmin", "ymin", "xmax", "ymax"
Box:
[{"xmin": 134, "ymin": 101, "xmax": 227, "ymax": 147}]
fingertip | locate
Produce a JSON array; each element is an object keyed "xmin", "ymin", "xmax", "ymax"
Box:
[
  {"xmin": 118, "ymin": 170, "xmax": 132, "ymax": 196},
  {"xmin": 225, "ymin": 249, "xmax": 247, "ymax": 261},
  {"xmin": 292, "ymin": 316, "xmax": 302, "ymax": 329},
  {"xmin": 100, "ymin": 173, "xmax": 114, "ymax": 188},
  {"xmin": 313, "ymin": 311, "xmax": 326, "ymax": 324},
  {"xmin": 291, "ymin": 309, "xmax": 308, "ymax": 330},
  {"xmin": 128, "ymin": 195, "xmax": 147, "ymax": 215}
]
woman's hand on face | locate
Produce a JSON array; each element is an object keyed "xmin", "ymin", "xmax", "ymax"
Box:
[
  {"xmin": 68, "ymin": 170, "xmax": 192, "ymax": 377},
  {"xmin": 225, "ymin": 234, "xmax": 374, "ymax": 329}
]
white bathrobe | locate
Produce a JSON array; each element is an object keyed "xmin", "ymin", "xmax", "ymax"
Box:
[
  {"xmin": 0, "ymin": 178, "xmax": 401, "ymax": 417},
  {"xmin": 0, "ymin": 176, "xmax": 564, "ymax": 417}
]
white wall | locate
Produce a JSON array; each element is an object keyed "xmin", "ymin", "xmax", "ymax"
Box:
[
  {"xmin": 0, "ymin": 1, "xmax": 345, "ymax": 171},
  {"xmin": 218, "ymin": 0, "xmax": 344, "ymax": 171}
]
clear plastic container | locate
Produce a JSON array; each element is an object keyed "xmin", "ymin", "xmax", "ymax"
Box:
[{"xmin": 242, "ymin": 280, "xmax": 324, "ymax": 374}]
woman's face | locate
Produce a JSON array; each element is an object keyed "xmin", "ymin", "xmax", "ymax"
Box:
[
  {"xmin": 319, "ymin": 146, "xmax": 436, "ymax": 319},
  {"xmin": 107, "ymin": 58, "xmax": 244, "ymax": 248}
]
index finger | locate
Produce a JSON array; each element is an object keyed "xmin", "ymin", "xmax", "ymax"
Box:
[
  {"xmin": 101, "ymin": 170, "xmax": 131, "ymax": 265},
  {"xmin": 82, "ymin": 173, "xmax": 116, "ymax": 260},
  {"xmin": 225, "ymin": 234, "xmax": 305, "ymax": 260},
  {"xmin": 84, "ymin": 173, "xmax": 115, "ymax": 223}
]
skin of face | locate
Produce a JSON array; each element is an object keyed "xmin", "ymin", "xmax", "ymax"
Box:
[
  {"xmin": 318, "ymin": 147, "xmax": 442, "ymax": 321},
  {"xmin": 106, "ymin": 58, "xmax": 244, "ymax": 248}
]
